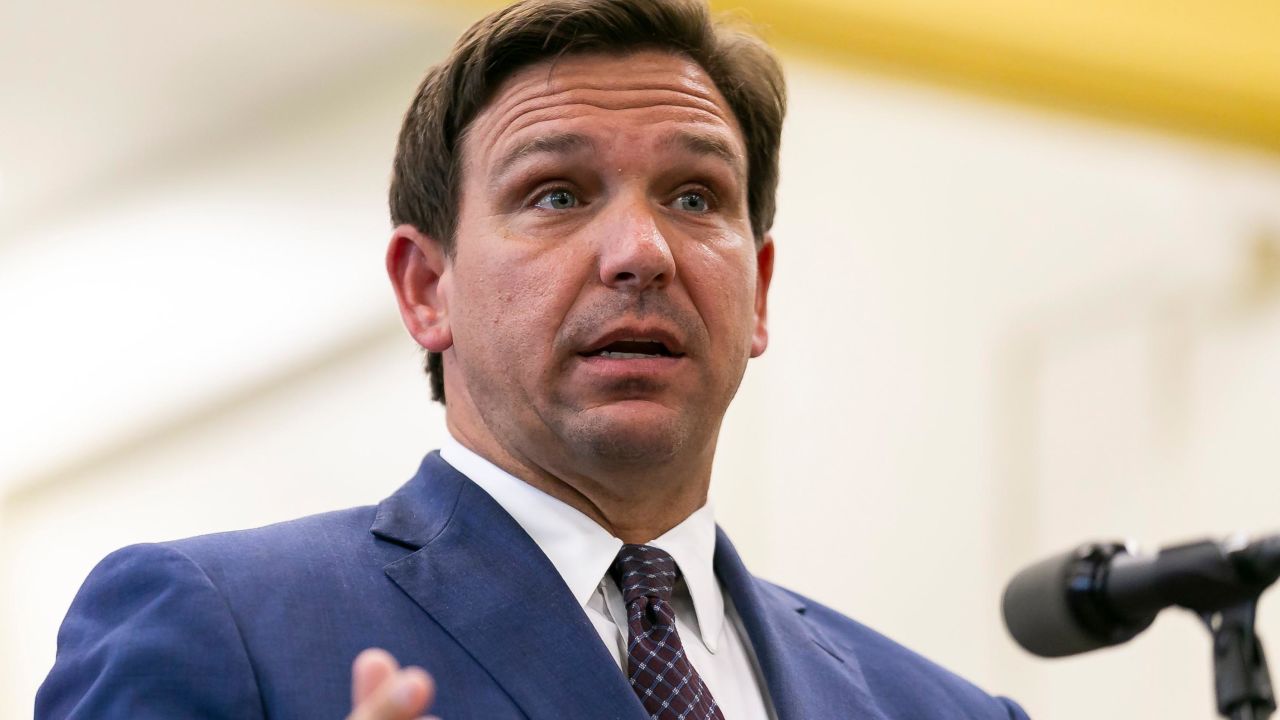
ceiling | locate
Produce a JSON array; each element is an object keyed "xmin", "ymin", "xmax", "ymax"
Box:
[
  {"xmin": 0, "ymin": 0, "xmax": 465, "ymax": 237},
  {"xmin": 713, "ymin": 0, "xmax": 1280, "ymax": 156}
]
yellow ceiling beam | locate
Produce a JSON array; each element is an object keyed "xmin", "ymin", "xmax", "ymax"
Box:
[
  {"xmin": 711, "ymin": 0, "xmax": 1280, "ymax": 154},
  {"xmin": 418, "ymin": 0, "xmax": 1280, "ymax": 155}
]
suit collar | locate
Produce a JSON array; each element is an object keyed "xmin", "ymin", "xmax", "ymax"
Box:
[
  {"xmin": 714, "ymin": 528, "xmax": 890, "ymax": 720},
  {"xmin": 437, "ymin": 438, "xmax": 623, "ymax": 608},
  {"xmin": 369, "ymin": 452, "xmax": 459, "ymax": 549},
  {"xmin": 372, "ymin": 453, "xmax": 647, "ymax": 720}
]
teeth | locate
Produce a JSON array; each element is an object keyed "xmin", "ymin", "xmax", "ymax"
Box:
[{"xmin": 599, "ymin": 351, "xmax": 660, "ymax": 359}]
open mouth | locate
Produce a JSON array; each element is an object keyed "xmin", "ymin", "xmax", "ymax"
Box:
[{"xmin": 580, "ymin": 339, "xmax": 682, "ymax": 360}]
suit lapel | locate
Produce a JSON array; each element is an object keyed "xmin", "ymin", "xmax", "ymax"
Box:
[
  {"xmin": 371, "ymin": 453, "xmax": 646, "ymax": 720},
  {"xmin": 715, "ymin": 529, "xmax": 890, "ymax": 720}
]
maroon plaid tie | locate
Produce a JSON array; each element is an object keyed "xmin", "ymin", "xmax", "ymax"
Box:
[{"xmin": 611, "ymin": 544, "xmax": 726, "ymax": 720}]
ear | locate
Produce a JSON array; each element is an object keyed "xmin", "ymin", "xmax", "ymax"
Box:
[
  {"xmin": 386, "ymin": 224, "xmax": 453, "ymax": 352},
  {"xmin": 749, "ymin": 235, "xmax": 774, "ymax": 358}
]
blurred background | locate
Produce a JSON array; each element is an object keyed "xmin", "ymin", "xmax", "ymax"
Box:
[{"xmin": 2, "ymin": 0, "xmax": 1279, "ymax": 717}]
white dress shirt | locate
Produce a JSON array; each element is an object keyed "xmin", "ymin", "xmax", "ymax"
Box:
[{"xmin": 440, "ymin": 436, "xmax": 775, "ymax": 720}]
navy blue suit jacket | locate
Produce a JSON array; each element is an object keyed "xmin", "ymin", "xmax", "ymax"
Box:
[{"xmin": 38, "ymin": 452, "xmax": 1029, "ymax": 719}]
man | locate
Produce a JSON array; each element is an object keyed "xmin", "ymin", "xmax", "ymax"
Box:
[{"xmin": 37, "ymin": 1, "xmax": 1029, "ymax": 718}]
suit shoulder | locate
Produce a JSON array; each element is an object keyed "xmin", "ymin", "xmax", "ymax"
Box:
[
  {"xmin": 757, "ymin": 581, "xmax": 1029, "ymax": 719},
  {"xmin": 160, "ymin": 505, "xmax": 379, "ymax": 564},
  {"xmin": 123, "ymin": 505, "xmax": 391, "ymax": 599},
  {"xmin": 38, "ymin": 540, "xmax": 267, "ymax": 718},
  {"xmin": 39, "ymin": 505, "xmax": 398, "ymax": 719}
]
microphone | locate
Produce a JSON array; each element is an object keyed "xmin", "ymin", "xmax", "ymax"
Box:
[{"xmin": 1003, "ymin": 533, "xmax": 1280, "ymax": 658}]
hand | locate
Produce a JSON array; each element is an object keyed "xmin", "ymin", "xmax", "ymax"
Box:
[{"xmin": 346, "ymin": 648, "xmax": 437, "ymax": 720}]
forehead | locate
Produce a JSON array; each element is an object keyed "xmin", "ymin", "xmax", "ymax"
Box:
[{"xmin": 463, "ymin": 50, "xmax": 745, "ymax": 169}]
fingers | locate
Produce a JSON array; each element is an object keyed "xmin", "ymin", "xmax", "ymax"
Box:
[
  {"xmin": 347, "ymin": 650, "xmax": 435, "ymax": 720},
  {"xmin": 352, "ymin": 648, "xmax": 399, "ymax": 706}
]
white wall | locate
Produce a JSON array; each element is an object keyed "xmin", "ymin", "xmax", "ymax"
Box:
[{"xmin": 3, "ymin": 8, "xmax": 1280, "ymax": 717}]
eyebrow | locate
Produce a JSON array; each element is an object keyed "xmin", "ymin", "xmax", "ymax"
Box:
[
  {"xmin": 488, "ymin": 129, "xmax": 745, "ymax": 186},
  {"xmin": 492, "ymin": 132, "xmax": 596, "ymax": 183},
  {"xmin": 665, "ymin": 131, "xmax": 745, "ymax": 181}
]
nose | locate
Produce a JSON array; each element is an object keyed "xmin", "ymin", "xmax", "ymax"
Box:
[{"xmin": 597, "ymin": 198, "xmax": 676, "ymax": 291}]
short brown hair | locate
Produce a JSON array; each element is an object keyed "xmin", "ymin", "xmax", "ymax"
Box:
[{"xmin": 389, "ymin": 0, "xmax": 787, "ymax": 403}]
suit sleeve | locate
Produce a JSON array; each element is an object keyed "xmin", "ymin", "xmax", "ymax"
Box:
[{"xmin": 35, "ymin": 543, "xmax": 266, "ymax": 720}]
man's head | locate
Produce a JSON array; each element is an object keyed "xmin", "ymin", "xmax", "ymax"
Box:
[
  {"xmin": 386, "ymin": 0, "xmax": 785, "ymax": 487},
  {"xmin": 390, "ymin": 0, "xmax": 786, "ymax": 401}
]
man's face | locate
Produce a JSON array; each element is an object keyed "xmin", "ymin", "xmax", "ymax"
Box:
[{"xmin": 441, "ymin": 50, "xmax": 772, "ymax": 471}]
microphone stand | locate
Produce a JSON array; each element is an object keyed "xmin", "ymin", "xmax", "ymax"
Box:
[
  {"xmin": 1106, "ymin": 535, "xmax": 1278, "ymax": 719},
  {"xmin": 1181, "ymin": 535, "xmax": 1280, "ymax": 720},
  {"xmin": 1202, "ymin": 599, "xmax": 1274, "ymax": 720}
]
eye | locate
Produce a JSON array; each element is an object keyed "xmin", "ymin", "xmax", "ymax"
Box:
[
  {"xmin": 673, "ymin": 191, "xmax": 712, "ymax": 214},
  {"xmin": 533, "ymin": 188, "xmax": 580, "ymax": 211}
]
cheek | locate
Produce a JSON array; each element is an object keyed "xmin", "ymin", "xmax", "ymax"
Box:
[
  {"xmin": 683, "ymin": 243, "xmax": 758, "ymax": 341},
  {"xmin": 454, "ymin": 249, "xmax": 583, "ymax": 356}
]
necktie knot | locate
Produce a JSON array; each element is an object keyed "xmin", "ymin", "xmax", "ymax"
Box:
[{"xmin": 611, "ymin": 544, "xmax": 679, "ymax": 606}]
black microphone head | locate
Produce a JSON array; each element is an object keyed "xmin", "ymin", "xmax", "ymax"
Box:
[
  {"xmin": 1002, "ymin": 543, "xmax": 1155, "ymax": 658},
  {"xmin": 1003, "ymin": 548, "xmax": 1099, "ymax": 658}
]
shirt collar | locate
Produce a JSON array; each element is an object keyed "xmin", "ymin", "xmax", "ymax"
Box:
[
  {"xmin": 438, "ymin": 435, "xmax": 725, "ymax": 652},
  {"xmin": 646, "ymin": 500, "xmax": 724, "ymax": 652}
]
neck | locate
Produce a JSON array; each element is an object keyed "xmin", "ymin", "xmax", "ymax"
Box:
[{"xmin": 445, "ymin": 416, "xmax": 716, "ymax": 544}]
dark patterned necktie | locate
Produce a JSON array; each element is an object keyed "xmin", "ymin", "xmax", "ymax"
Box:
[{"xmin": 611, "ymin": 544, "xmax": 726, "ymax": 720}]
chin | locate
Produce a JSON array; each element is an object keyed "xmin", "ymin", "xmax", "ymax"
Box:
[{"xmin": 563, "ymin": 401, "xmax": 694, "ymax": 466}]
